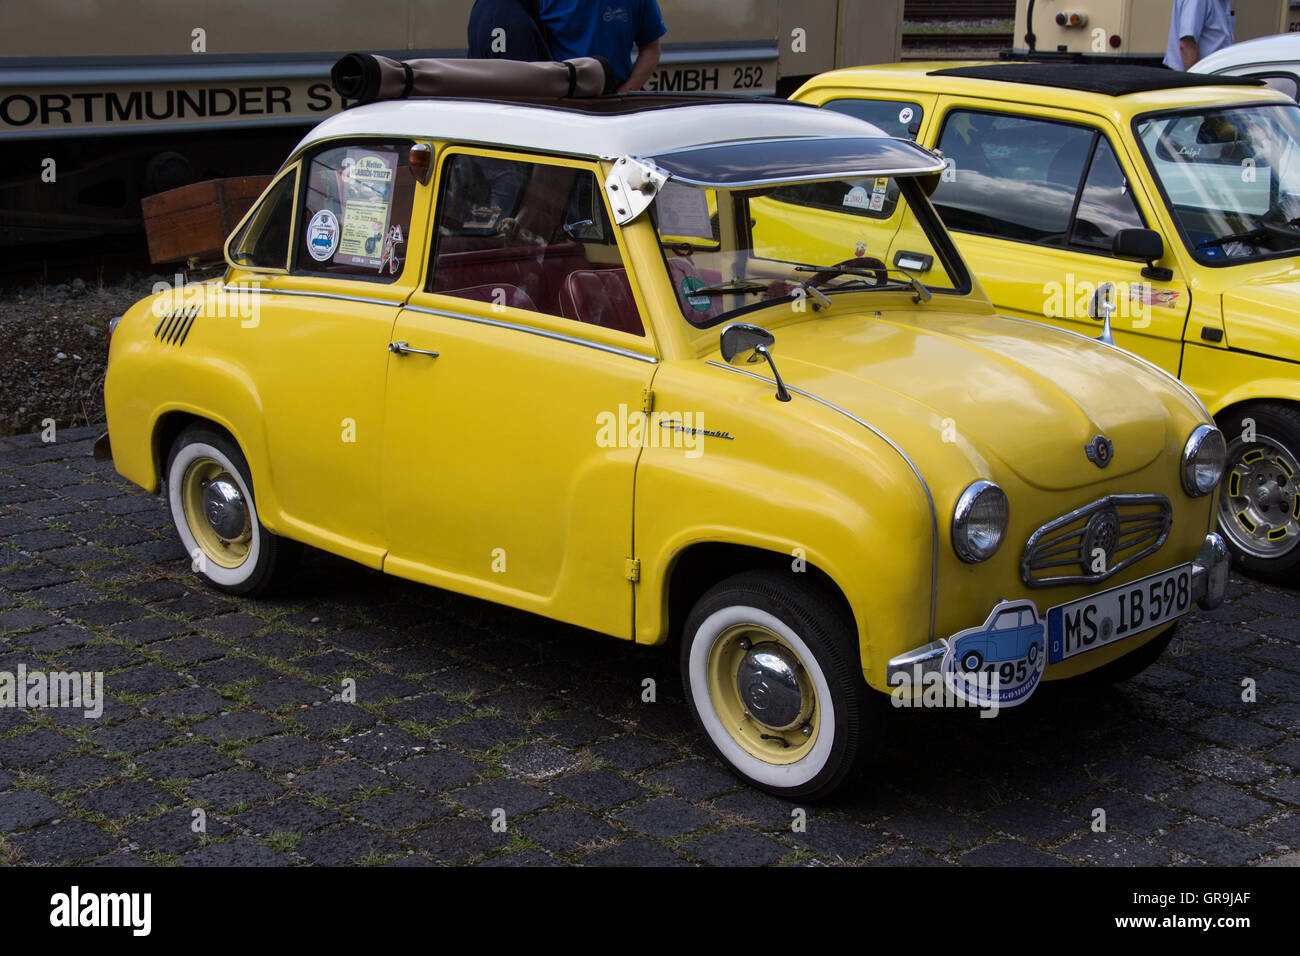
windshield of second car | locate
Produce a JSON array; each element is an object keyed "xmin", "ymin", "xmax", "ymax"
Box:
[
  {"xmin": 1136, "ymin": 103, "xmax": 1300, "ymax": 263},
  {"xmin": 649, "ymin": 173, "xmax": 962, "ymax": 329}
]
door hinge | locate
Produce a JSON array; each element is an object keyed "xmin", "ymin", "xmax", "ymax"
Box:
[
  {"xmin": 625, "ymin": 557, "xmax": 641, "ymax": 583},
  {"xmin": 640, "ymin": 387, "xmax": 654, "ymax": 414}
]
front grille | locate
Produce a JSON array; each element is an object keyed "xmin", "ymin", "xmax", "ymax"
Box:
[
  {"xmin": 1021, "ymin": 493, "xmax": 1172, "ymax": 588},
  {"xmin": 153, "ymin": 305, "xmax": 200, "ymax": 346}
]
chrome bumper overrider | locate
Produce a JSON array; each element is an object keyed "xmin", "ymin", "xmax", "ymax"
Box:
[
  {"xmin": 886, "ymin": 532, "xmax": 1230, "ymax": 686},
  {"xmin": 1190, "ymin": 531, "xmax": 1229, "ymax": 611},
  {"xmin": 92, "ymin": 432, "xmax": 112, "ymax": 462}
]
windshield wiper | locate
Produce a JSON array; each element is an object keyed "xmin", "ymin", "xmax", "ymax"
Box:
[
  {"xmin": 688, "ymin": 279, "xmax": 771, "ymax": 296},
  {"xmin": 794, "ymin": 264, "xmax": 932, "ymax": 303}
]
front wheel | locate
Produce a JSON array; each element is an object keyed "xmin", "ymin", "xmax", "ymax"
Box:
[
  {"xmin": 1216, "ymin": 403, "xmax": 1300, "ymax": 583},
  {"xmin": 680, "ymin": 571, "xmax": 869, "ymax": 800},
  {"xmin": 165, "ymin": 426, "xmax": 288, "ymax": 595}
]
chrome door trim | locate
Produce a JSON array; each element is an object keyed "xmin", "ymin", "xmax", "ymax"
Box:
[
  {"xmin": 402, "ymin": 304, "xmax": 658, "ymax": 364},
  {"xmin": 707, "ymin": 360, "xmax": 939, "ymax": 644},
  {"xmin": 222, "ymin": 286, "xmax": 400, "ymax": 309}
]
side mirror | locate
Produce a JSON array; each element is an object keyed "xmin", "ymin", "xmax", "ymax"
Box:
[
  {"xmin": 1088, "ymin": 281, "xmax": 1117, "ymax": 346},
  {"xmin": 1111, "ymin": 228, "xmax": 1163, "ymax": 262},
  {"xmin": 720, "ymin": 323, "xmax": 791, "ymax": 402},
  {"xmin": 720, "ymin": 322, "xmax": 774, "ymax": 365},
  {"xmin": 1112, "ymin": 228, "xmax": 1173, "ymax": 281}
]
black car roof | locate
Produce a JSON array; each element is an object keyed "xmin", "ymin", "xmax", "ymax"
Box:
[{"xmin": 928, "ymin": 63, "xmax": 1263, "ymax": 97}]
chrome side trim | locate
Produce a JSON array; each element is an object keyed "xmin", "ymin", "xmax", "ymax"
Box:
[
  {"xmin": 403, "ymin": 304, "xmax": 658, "ymax": 364},
  {"xmin": 706, "ymin": 360, "xmax": 939, "ymax": 643},
  {"xmin": 222, "ymin": 286, "xmax": 398, "ymax": 309}
]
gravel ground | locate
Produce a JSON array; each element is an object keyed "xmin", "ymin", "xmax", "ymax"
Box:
[{"xmin": 0, "ymin": 275, "xmax": 179, "ymax": 439}]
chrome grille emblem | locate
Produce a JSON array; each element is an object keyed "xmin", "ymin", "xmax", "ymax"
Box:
[
  {"xmin": 1085, "ymin": 435, "xmax": 1114, "ymax": 468},
  {"xmin": 1021, "ymin": 494, "xmax": 1171, "ymax": 587}
]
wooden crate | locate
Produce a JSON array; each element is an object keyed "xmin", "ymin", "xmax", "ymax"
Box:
[{"xmin": 141, "ymin": 175, "xmax": 272, "ymax": 264}]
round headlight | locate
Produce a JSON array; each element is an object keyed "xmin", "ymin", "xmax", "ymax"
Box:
[
  {"xmin": 952, "ymin": 480, "xmax": 1009, "ymax": 563},
  {"xmin": 1181, "ymin": 425, "xmax": 1227, "ymax": 497}
]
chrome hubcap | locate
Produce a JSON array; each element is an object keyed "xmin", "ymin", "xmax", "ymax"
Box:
[
  {"xmin": 736, "ymin": 642, "xmax": 812, "ymax": 732},
  {"xmin": 203, "ymin": 477, "xmax": 248, "ymax": 541},
  {"xmin": 1220, "ymin": 433, "xmax": 1300, "ymax": 560}
]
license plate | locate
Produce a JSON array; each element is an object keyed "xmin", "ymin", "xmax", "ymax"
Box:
[{"xmin": 1046, "ymin": 564, "xmax": 1192, "ymax": 663}]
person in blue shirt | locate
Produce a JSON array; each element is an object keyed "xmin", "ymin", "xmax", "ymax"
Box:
[
  {"xmin": 1164, "ymin": 0, "xmax": 1235, "ymax": 71},
  {"xmin": 467, "ymin": 0, "xmax": 552, "ymax": 61},
  {"xmin": 538, "ymin": 0, "xmax": 666, "ymax": 92}
]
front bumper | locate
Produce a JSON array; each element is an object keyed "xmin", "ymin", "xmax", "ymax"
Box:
[{"xmin": 886, "ymin": 531, "xmax": 1230, "ymax": 685}]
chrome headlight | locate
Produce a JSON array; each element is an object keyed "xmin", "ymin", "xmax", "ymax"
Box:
[
  {"xmin": 952, "ymin": 480, "xmax": 1009, "ymax": 563},
  {"xmin": 1181, "ymin": 425, "xmax": 1227, "ymax": 497}
]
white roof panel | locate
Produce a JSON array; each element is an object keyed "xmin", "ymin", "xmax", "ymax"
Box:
[{"xmin": 290, "ymin": 97, "xmax": 894, "ymax": 162}]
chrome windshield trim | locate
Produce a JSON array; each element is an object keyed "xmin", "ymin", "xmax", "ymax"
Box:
[
  {"xmin": 706, "ymin": 360, "xmax": 939, "ymax": 644},
  {"xmin": 403, "ymin": 304, "xmax": 658, "ymax": 364}
]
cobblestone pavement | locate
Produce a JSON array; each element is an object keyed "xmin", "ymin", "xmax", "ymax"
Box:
[{"xmin": 0, "ymin": 426, "xmax": 1296, "ymax": 867}]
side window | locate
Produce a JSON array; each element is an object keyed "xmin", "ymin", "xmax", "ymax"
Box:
[
  {"xmin": 1070, "ymin": 138, "xmax": 1145, "ymax": 251},
  {"xmin": 228, "ymin": 169, "xmax": 297, "ymax": 271},
  {"xmin": 293, "ymin": 142, "xmax": 419, "ymax": 281},
  {"xmin": 932, "ymin": 110, "xmax": 1093, "ymax": 244},
  {"xmin": 822, "ymin": 97, "xmax": 923, "ymax": 140},
  {"xmin": 765, "ymin": 176, "xmax": 900, "ymax": 222},
  {"xmin": 429, "ymin": 153, "xmax": 644, "ymax": 337}
]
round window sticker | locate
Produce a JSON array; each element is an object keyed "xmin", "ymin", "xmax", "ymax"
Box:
[
  {"xmin": 306, "ymin": 209, "xmax": 340, "ymax": 262},
  {"xmin": 681, "ymin": 275, "xmax": 712, "ymax": 312},
  {"xmin": 898, "ymin": 106, "xmax": 914, "ymax": 125}
]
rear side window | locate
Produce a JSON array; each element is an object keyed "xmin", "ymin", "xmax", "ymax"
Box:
[
  {"xmin": 293, "ymin": 142, "xmax": 419, "ymax": 281},
  {"xmin": 823, "ymin": 97, "xmax": 922, "ymax": 140},
  {"xmin": 428, "ymin": 153, "xmax": 644, "ymax": 337}
]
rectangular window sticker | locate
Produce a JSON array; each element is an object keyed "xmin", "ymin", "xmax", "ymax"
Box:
[
  {"xmin": 656, "ymin": 181, "xmax": 712, "ymax": 238},
  {"xmin": 336, "ymin": 149, "xmax": 397, "ymax": 268}
]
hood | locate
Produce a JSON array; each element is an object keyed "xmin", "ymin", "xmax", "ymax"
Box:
[
  {"xmin": 759, "ymin": 310, "xmax": 1183, "ymax": 491},
  {"xmin": 1222, "ymin": 272, "xmax": 1300, "ymax": 364}
]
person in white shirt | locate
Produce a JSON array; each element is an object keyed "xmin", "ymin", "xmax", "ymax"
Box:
[{"xmin": 1164, "ymin": 0, "xmax": 1235, "ymax": 70}]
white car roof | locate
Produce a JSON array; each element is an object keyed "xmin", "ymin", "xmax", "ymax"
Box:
[
  {"xmin": 291, "ymin": 96, "xmax": 893, "ymax": 163},
  {"xmin": 1192, "ymin": 33, "xmax": 1300, "ymax": 74}
]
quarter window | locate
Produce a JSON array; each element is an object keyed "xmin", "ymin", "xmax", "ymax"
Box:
[
  {"xmin": 429, "ymin": 153, "xmax": 644, "ymax": 337},
  {"xmin": 293, "ymin": 142, "xmax": 419, "ymax": 281},
  {"xmin": 228, "ymin": 169, "xmax": 296, "ymax": 271}
]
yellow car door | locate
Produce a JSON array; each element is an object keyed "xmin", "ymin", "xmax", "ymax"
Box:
[
  {"xmin": 928, "ymin": 103, "xmax": 1191, "ymax": 374},
  {"xmin": 381, "ymin": 148, "xmax": 657, "ymax": 639},
  {"xmin": 223, "ymin": 142, "xmax": 430, "ymax": 566}
]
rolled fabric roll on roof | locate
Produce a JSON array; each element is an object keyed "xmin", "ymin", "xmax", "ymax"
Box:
[{"xmin": 330, "ymin": 52, "xmax": 617, "ymax": 105}]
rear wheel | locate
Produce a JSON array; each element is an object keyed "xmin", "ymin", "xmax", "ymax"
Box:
[
  {"xmin": 164, "ymin": 426, "xmax": 287, "ymax": 595},
  {"xmin": 1216, "ymin": 403, "xmax": 1300, "ymax": 583},
  {"xmin": 680, "ymin": 571, "xmax": 869, "ymax": 799}
]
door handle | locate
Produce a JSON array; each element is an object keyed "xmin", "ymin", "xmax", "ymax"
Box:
[{"xmin": 388, "ymin": 340, "xmax": 439, "ymax": 357}]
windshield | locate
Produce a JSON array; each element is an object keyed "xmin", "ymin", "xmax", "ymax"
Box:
[
  {"xmin": 1135, "ymin": 103, "xmax": 1300, "ymax": 264},
  {"xmin": 649, "ymin": 173, "xmax": 967, "ymax": 329}
]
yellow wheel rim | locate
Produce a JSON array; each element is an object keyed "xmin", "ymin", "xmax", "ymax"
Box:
[
  {"xmin": 705, "ymin": 622, "xmax": 820, "ymax": 766},
  {"xmin": 181, "ymin": 457, "xmax": 252, "ymax": 569}
]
